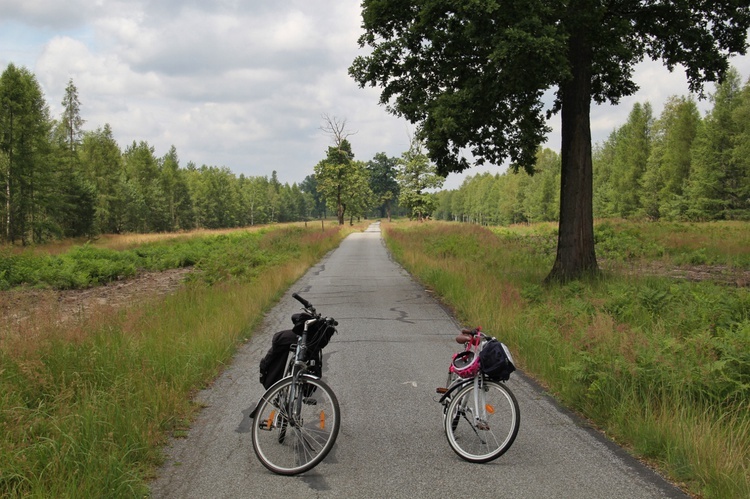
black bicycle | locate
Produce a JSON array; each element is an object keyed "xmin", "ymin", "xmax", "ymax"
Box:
[{"xmin": 251, "ymin": 293, "xmax": 340, "ymax": 475}]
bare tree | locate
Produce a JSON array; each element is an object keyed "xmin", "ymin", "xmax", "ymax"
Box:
[{"xmin": 320, "ymin": 114, "xmax": 357, "ymax": 148}]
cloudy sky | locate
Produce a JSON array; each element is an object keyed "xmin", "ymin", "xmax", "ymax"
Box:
[{"xmin": 1, "ymin": 1, "xmax": 748, "ymax": 190}]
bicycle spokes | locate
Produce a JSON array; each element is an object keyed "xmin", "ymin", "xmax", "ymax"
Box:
[
  {"xmin": 252, "ymin": 376, "xmax": 341, "ymax": 475},
  {"xmin": 443, "ymin": 379, "xmax": 520, "ymax": 463}
]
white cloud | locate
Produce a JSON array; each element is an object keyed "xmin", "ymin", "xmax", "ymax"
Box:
[{"xmin": 1, "ymin": 1, "xmax": 749, "ymax": 192}]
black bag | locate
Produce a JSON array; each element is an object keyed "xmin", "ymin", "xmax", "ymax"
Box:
[
  {"xmin": 259, "ymin": 329, "xmax": 296, "ymax": 389},
  {"xmin": 258, "ymin": 328, "xmax": 324, "ymax": 389},
  {"xmin": 479, "ymin": 339, "xmax": 516, "ymax": 381},
  {"xmin": 292, "ymin": 313, "xmax": 335, "ymax": 356}
]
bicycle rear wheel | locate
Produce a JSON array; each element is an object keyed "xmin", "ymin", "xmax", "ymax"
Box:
[
  {"xmin": 444, "ymin": 378, "xmax": 520, "ymax": 463},
  {"xmin": 251, "ymin": 375, "xmax": 340, "ymax": 475}
]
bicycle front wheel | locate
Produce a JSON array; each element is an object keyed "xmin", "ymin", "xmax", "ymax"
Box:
[
  {"xmin": 251, "ymin": 375, "xmax": 340, "ymax": 475},
  {"xmin": 444, "ymin": 379, "xmax": 520, "ymax": 463}
]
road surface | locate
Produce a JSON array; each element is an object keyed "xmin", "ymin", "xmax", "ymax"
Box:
[{"xmin": 150, "ymin": 222, "xmax": 686, "ymax": 499}]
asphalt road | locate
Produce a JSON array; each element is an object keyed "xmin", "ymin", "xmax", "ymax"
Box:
[{"xmin": 150, "ymin": 222, "xmax": 687, "ymax": 499}]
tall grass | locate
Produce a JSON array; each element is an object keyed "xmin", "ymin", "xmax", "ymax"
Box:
[
  {"xmin": 384, "ymin": 220, "xmax": 749, "ymax": 499},
  {"xmin": 0, "ymin": 223, "xmax": 360, "ymax": 497}
]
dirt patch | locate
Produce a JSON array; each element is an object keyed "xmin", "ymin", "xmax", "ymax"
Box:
[
  {"xmin": 1, "ymin": 267, "xmax": 194, "ymax": 327},
  {"xmin": 601, "ymin": 261, "xmax": 750, "ymax": 287}
]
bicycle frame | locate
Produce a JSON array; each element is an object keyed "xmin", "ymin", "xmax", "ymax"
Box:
[
  {"xmin": 285, "ymin": 318, "xmax": 322, "ymax": 422},
  {"xmin": 439, "ymin": 329, "xmax": 495, "ymax": 427},
  {"xmin": 439, "ymin": 375, "xmax": 492, "ymax": 427}
]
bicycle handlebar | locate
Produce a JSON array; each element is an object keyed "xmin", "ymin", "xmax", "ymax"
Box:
[
  {"xmin": 456, "ymin": 327, "xmax": 488, "ymax": 345},
  {"xmin": 292, "ymin": 293, "xmax": 313, "ymax": 310},
  {"xmin": 292, "ymin": 292, "xmax": 339, "ymax": 327}
]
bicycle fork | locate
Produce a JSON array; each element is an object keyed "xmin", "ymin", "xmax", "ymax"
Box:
[{"xmin": 472, "ymin": 376, "xmax": 491, "ymax": 431}]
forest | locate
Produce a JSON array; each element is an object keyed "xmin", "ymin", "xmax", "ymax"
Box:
[
  {"xmin": 434, "ymin": 67, "xmax": 750, "ymax": 226},
  {"xmin": 2, "ymin": 61, "xmax": 749, "ymax": 245},
  {"xmin": 0, "ymin": 64, "xmax": 413, "ymax": 245}
]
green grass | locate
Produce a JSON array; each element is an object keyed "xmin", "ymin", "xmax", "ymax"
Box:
[
  {"xmin": 0, "ymin": 225, "xmax": 327, "ymax": 290},
  {"xmin": 384, "ymin": 220, "xmax": 749, "ymax": 499},
  {"xmin": 0, "ymin": 223, "xmax": 361, "ymax": 497}
]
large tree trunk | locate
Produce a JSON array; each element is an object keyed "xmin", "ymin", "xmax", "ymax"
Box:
[{"xmin": 546, "ymin": 33, "xmax": 599, "ymax": 282}]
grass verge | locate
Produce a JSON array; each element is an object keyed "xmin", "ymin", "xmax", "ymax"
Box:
[
  {"xmin": 0, "ymin": 223, "xmax": 362, "ymax": 497},
  {"xmin": 384, "ymin": 220, "xmax": 749, "ymax": 499}
]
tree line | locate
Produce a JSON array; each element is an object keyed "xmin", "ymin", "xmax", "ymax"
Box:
[
  {"xmin": 434, "ymin": 68, "xmax": 750, "ymax": 225},
  {"xmin": 0, "ymin": 64, "xmax": 449, "ymax": 244}
]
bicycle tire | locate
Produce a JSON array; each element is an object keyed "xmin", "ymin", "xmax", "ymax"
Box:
[
  {"xmin": 251, "ymin": 375, "xmax": 340, "ymax": 475},
  {"xmin": 444, "ymin": 379, "xmax": 520, "ymax": 463}
]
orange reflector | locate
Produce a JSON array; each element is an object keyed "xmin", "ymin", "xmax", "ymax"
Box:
[
  {"xmin": 485, "ymin": 404, "xmax": 495, "ymax": 414},
  {"xmin": 266, "ymin": 410, "xmax": 276, "ymax": 429},
  {"xmin": 436, "ymin": 387, "xmax": 448, "ymax": 394},
  {"xmin": 319, "ymin": 411, "xmax": 326, "ymax": 429}
]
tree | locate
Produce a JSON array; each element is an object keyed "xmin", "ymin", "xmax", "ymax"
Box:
[
  {"xmin": 686, "ymin": 69, "xmax": 745, "ymax": 220},
  {"xmin": 123, "ymin": 141, "xmax": 169, "ymax": 232},
  {"xmin": 344, "ymin": 160, "xmax": 375, "ymax": 224},
  {"xmin": 397, "ymin": 137, "xmax": 444, "ymax": 221},
  {"xmin": 608, "ymin": 102, "xmax": 653, "ymax": 217},
  {"xmin": 51, "ymin": 78, "xmax": 96, "ymax": 238},
  {"xmin": 315, "ymin": 140, "xmax": 357, "ymax": 225},
  {"xmin": 240, "ymin": 175, "xmax": 270, "ymax": 225},
  {"xmin": 730, "ymin": 77, "xmax": 750, "ymax": 220},
  {"xmin": 350, "ymin": 1, "xmax": 750, "ymax": 281},
  {"xmin": 0, "ymin": 63, "xmax": 54, "ymax": 243},
  {"xmin": 189, "ymin": 165, "xmax": 239, "ymax": 229},
  {"xmin": 80, "ymin": 124, "xmax": 125, "ymax": 233},
  {"xmin": 641, "ymin": 96, "xmax": 700, "ymax": 219},
  {"xmin": 160, "ymin": 146, "xmax": 194, "ymax": 230},
  {"xmin": 60, "ymin": 78, "xmax": 85, "ymax": 154},
  {"xmin": 366, "ymin": 152, "xmax": 400, "ymax": 220},
  {"xmin": 300, "ymin": 174, "xmax": 326, "ymax": 219},
  {"xmin": 523, "ymin": 148, "xmax": 561, "ymax": 223},
  {"xmin": 316, "ymin": 115, "xmax": 358, "ymax": 225}
]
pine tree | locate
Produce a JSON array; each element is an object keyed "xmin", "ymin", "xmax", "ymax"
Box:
[
  {"xmin": 641, "ymin": 96, "xmax": 700, "ymax": 219},
  {"xmin": 0, "ymin": 64, "xmax": 54, "ymax": 243},
  {"xmin": 80, "ymin": 124, "xmax": 124, "ymax": 233},
  {"xmin": 686, "ymin": 69, "xmax": 743, "ymax": 220}
]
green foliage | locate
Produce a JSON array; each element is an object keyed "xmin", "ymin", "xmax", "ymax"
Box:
[
  {"xmin": 592, "ymin": 70, "xmax": 750, "ymax": 223},
  {"xmin": 397, "ymin": 138, "xmax": 444, "ymax": 220},
  {"xmin": 0, "ymin": 64, "xmax": 54, "ymax": 244},
  {"xmin": 593, "ymin": 222, "xmax": 663, "ymax": 261},
  {"xmin": 366, "ymin": 152, "xmax": 401, "ymax": 219},
  {"xmin": 435, "ymin": 148, "xmax": 562, "ymax": 225},
  {"xmin": 0, "ymin": 228, "xmax": 321, "ymax": 290},
  {"xmin": 0, "ymin": 65, "xmax": 322, "ymax": 243},
  {"xmin": 599, "ymin": 103, "xmax": 654, "ymax": 218}
]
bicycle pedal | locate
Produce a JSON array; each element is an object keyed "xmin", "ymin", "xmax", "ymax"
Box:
[
  {"xmin": 476, "ymin": 421, "xmax": 490, "ymax": 431},
  {"xmin": 303, "ymin": 398, "xmax": 317, "ymax": 405},
  {"xmin": 436, "ymin": 387, "xmax": 448, "ymax": 394}
]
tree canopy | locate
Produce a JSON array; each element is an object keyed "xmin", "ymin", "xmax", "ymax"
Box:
[{"xmin": 350, "ymin": 0, "xmax": 750, "ymax": 281}]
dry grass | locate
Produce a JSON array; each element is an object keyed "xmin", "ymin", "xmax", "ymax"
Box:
[{"xmin": 0, "ymin": 221, "xmax": 338, "ymax": 256}]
